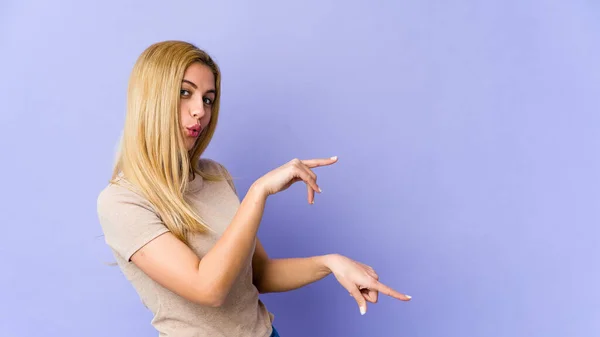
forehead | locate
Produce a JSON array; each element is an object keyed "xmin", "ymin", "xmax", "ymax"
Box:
[{"xmin": 182, "ymin": 62, "xmax": 215, "ymax": 88}]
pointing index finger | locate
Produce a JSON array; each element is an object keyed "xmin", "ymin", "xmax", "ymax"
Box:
[
  {"xmin": 372, "ymin": 281, "xmax": 412, "ymax": 301},
  {"xmin": 301, "ymin": 156, "xmax": 338, "ymax": 168}
]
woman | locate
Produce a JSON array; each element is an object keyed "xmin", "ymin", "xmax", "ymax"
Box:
[{"xmin": 97, "ymin": 40, "xmax": 411, "ymax": 337}]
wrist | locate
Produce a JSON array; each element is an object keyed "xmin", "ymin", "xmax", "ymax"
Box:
[
  {"xmin": 321, "ymin": 253, "xmax": 341, "ymax": 274},
  {"xmin": 248, "ymin": 180, "xmax": 269, "ymax": 200}
]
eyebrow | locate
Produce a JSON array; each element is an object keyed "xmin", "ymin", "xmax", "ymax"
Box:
[
  {"xmin": 182, "ymin": 79, "xmax": 197, "ymax": 88},
  {"xmin": 182, "ymin": 79, "xmax": 216, "ymax": 95}
]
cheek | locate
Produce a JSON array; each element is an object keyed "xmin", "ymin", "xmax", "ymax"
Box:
[{"xmin": 203, "ymin": 107, "xmax": 212, "ymax": 123}]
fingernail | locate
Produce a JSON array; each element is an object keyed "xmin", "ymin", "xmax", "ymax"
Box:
[
  {"xmin": 330, "ymin": 156, "xmax": 338, "ymax": 160},
  {"xmin": 360, "ymin": 306, "xmax": 366, "ymax": 315},
  {"xmin": 406, "ymin": 295, "xmax": 412, "ymax": 299},
  {"xmin": 318, "ymin": 187, "xmax": 322, "ymax": 193}
]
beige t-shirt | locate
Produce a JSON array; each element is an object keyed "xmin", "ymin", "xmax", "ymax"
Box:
[{"xmin": 96, "ymin": 159, "xmax": 274, "ymax": 337}]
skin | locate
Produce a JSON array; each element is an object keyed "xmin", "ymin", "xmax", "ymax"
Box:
[
  {"xmin": 179, "ymin": 62, "xmax": 216, "ymax": 151},
  {"xmin": 131, "ymin": 62, "xmax": 411, "ymax": 316}
]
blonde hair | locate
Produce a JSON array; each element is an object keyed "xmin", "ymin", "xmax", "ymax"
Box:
[{"xmin": 111, "ymin": 40, "xmax": 228, "ymax": 243}]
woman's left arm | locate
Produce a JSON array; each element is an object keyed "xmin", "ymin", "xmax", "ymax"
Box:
[
  {"xmin": 251, "ymin": 239, "xmax": 332, "ymax": 293},
  {"xmin": 252, "ymin": 239, "xmax": 412, "ymax": 315}
]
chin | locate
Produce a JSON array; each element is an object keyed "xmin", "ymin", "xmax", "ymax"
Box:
[{"xmin": 186, "ymin": 140, "xmax": 198, "ymax": 152}]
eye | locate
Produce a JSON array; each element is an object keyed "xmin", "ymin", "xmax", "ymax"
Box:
[
  {"xmin": 203, "ymin": 97, "xmax": 214, "ymax": 105},
  {"xmin": 180, "ymin": 89, "xmax": 191, "ymax": 97}
]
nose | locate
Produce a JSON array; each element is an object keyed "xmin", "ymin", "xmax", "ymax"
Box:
[{"xmin": 190, "ymin": 104, "xmax": 205, "ymax": 120}]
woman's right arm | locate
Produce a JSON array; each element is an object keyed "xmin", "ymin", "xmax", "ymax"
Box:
[
  {"xmin": 128, "ymin": 157, "xmax": 337, "ymax": 307},
  {"xmin": 129, "ymin": 183, "xmax": 267, "ymax": 307}
]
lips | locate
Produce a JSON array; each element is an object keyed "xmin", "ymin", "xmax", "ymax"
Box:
[{"xmin": 186, "ymin": 124, "xmax": 201, "ymax": 137}]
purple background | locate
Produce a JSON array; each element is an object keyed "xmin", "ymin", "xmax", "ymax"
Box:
[{"xmin": 2, "ymin": 1, "xmax": 599, "ymax": 336}]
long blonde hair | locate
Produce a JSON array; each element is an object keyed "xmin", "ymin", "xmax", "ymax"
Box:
[{"xmin": 111, "ymin": 40, "xmax": 227, "ymax": 243}]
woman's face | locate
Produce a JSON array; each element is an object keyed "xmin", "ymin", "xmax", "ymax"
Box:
[{"xmin": 179, "ymin": 62, "xmax": 216, "ymax": 151}]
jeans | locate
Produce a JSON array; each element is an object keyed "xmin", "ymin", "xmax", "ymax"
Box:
[{"xmin": 270, "ymin": 326, "xmax": 280, "ymax": 337}]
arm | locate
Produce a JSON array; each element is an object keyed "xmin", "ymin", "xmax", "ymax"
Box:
[
  {"xmin": 122, "ymin": 157, "xmax": 335, "ymax": 307},
  {"xmin": 252, "ymin": 239, "xmax": 334, "ymax": 293},
  {"xmin": 252, "ymin": 239, "xmax": 412, "ymax": 316},
  {"xmin": 130, "ymin": 183, "xmax": 268, "ymax": 307}
]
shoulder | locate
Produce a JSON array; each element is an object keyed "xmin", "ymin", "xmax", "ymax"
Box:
[
  {"xmin": 197, "ymin": 157, "xmax": 238, "ymax": 196},
  {"xmin": 197, "ymin": 157, "xmax": 229, "ymax": 175},
  {"xmin": 98, "ymin": 179, "xmax": 142, "ymax": 209},
  {"xmin": 96, "ymin": 179, "xmax": 156, "ymax": 222}
]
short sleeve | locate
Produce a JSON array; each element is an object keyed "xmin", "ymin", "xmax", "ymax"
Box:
[{"xmin": 97, "ymin": 184, "xmax": 170, "ymax": 262}]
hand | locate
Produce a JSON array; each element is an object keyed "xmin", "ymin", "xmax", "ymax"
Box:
[
  {"xmin": 325, "ymin": 254, "xmax": 411, "ymax": 315},
  {"xmin": 253, "ymin": 156, "xmax": 338, "ymax": 204}
]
